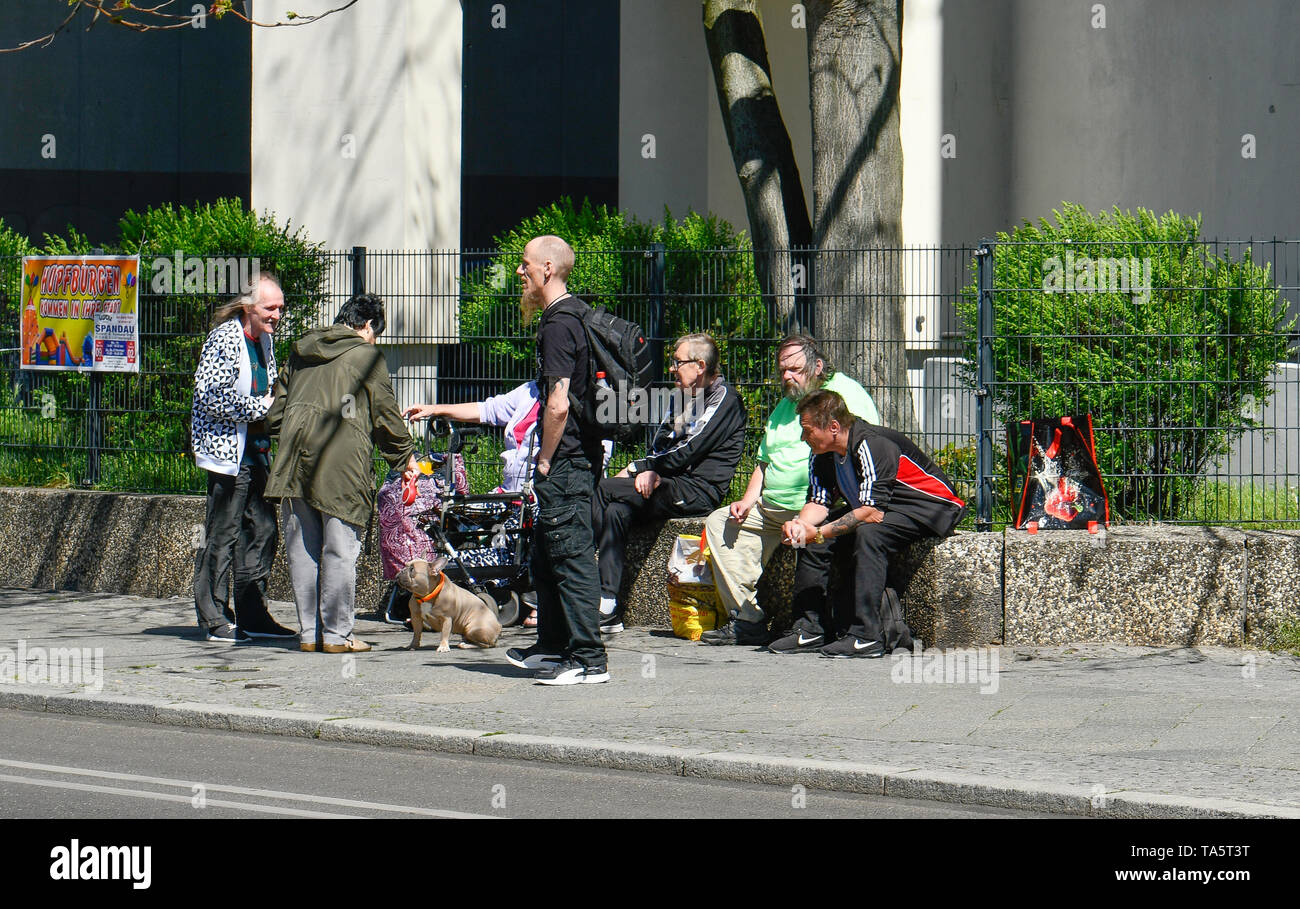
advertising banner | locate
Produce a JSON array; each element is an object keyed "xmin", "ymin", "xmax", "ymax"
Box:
[{"xmin": 19, "ymin": 255, "xmax": 140, "ymax": 373}]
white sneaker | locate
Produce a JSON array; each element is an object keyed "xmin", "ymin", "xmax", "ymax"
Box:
[
  {"xmin": 505, "ymin": 644, "xmax": 563, "ymax": 670},
  {"xmin": 534, "ymin": 659, "xmax": 611, "ymax": 685}
]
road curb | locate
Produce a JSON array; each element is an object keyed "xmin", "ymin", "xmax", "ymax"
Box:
[{"xmin": 3, "ymin": 686, "xmax": 1297, "ymax": 818}]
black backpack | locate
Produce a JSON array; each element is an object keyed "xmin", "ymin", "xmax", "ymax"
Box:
[{"xmin": 550, "ymin": 297, "xmax": 654, "ymax": 443}]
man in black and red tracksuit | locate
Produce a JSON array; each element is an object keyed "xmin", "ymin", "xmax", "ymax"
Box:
[{"xmin": 771, "ymin": 389, "xmax": 966, "ymax": 658}]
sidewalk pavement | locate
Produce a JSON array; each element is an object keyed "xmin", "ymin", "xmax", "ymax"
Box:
[{"xmin": 2, "ymin": 587, "xmax": 1298, "ymax": 818}]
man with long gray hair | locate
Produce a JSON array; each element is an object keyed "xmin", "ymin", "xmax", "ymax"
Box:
[
  {"xmin": 591, "ymin": 332, "xmax": 746, "ymax": 632},
  {"xmin": 701, "ymin": 333, "xmax": 880, "ymax": 645},
  {"xmin": 190, "ymin": 273, "xmax": 297, "ymax": 644}
]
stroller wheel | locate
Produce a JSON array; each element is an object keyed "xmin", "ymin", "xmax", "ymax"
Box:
[{"xmin": 493, "ymin": 590, "xmax": 523, "ymax": 627}]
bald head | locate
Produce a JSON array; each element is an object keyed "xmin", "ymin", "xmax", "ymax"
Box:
[{"xmin": 528, "ymin": 235, "xmax": 575, "ymax": 283}]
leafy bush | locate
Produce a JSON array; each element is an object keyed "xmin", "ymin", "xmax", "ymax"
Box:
[
  {"xmin": 106, "ymin": 199, "xmax": 330, "ymax": 474},
  {"xmin": 0, "ymin": 202, "xmax": 328, "ymax": 492},
  {"xmin": 958, "ymin": 204, "xmax": 1296, "ymax": 521},
  {"xmin": 459, "ymin": 197, "xmax": 768, "ymax": 370},
  {"xmin": 458, "ymin": 197, "xmax": 777, "ymax": 497}
]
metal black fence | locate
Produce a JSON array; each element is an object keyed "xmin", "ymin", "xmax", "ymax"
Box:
[
  {"xmin": 3, "ymin": 241, "xmax": 1298, "ymax": 527},
  {"xmin": 972, "ymin": 239, "xmax": 1300, "ymax": 528}
]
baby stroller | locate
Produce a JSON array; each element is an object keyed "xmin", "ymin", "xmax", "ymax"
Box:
[{"xmin": 377, "ymin": 419, "xmax": 535, "ymax": 627}]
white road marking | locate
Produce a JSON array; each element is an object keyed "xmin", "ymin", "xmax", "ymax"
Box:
[
  {"xmin": 0, "ymin": 773, "xmax": 359, "ymax": 818},
  {"xmin": 0, "ymin": 758, "xmax": 496, "ymax": 819}
]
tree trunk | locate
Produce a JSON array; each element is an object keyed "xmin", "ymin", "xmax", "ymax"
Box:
[
  {"xmin": 703, "ymin": 0, "xmax": 812, "ymax": 331},
  {"xmin": 806, "ymin": 0, "xmax": 918, "ymax": 435}
]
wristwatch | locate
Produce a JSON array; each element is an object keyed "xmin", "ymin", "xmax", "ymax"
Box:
[{"xmin": 812, "ymin": 528, "xmax": 826, "ymax": 544}]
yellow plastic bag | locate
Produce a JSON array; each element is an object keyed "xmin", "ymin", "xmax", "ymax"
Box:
[{"xmin": 668, "ymin": 579, "xmax": 723, "ymax": 641}]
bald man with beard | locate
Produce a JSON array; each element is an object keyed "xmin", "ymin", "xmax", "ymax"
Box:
[{"xmin": 502, "ymin": 235, "xmax": 610, "ymax": 686}]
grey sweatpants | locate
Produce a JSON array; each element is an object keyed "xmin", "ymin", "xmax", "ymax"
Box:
[{"xmin": 281, "ymin": 498, "xmax": 364, "ymax": 646}]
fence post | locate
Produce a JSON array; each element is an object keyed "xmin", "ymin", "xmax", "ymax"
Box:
[
  {"xmin": 647, "ymin": 242, "xmax": 666, "ymax": 381},
  {"xmin": 82, "ymin": 247, "xmax": 105, "ymax": 486},
  {"xmin": 975, "ymin": 240, "xmax": 995, "ymax": 531},
  {"xmin": 351, "ymin": 246, "xmax": 367, "ymax": 297}
]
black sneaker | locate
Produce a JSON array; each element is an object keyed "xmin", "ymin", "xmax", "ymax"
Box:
[
  {"xmin": 701, "ymin": 618, "xmax": 769, "ymax": 646},
  {"xmin": 534, "ymin": 659, "xmax": 611, "ymax": 686},
  {"xmin": 238, "ymin": 613, "xmax": 298, "ymax": 639},
  {"xmin": 599, "ymin": 612, "xmax": 625, "ymax": 634},
  {"xmin": 818, "ymin": 634, "xmax": 885, "ymax": 659},
  {"xmin": 505, "ymin": 644, "xmax": 563, "ymax": 671},
  {"xmin": 767, "ymin": 625, "xmax": 826, "ymax": 654},
  {"xmin": 205, "ymin": 623, "xmax": 251, "ymax": 644}
]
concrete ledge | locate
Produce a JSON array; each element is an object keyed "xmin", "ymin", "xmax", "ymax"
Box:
[
  {"xmin": 0, "ymin": 486, "xmax": 387, "ymax": 609},
  {"xmin": 5, "ymin": 487, "xmax": 1300, "ymax": 650},
  {"xmin": 1241, "ymin": 530, "xmax": 1300, "ymax": 649},
  {"xmin": 621, "ymin": 516, "xmax": 1003, "ymax": 647},
  {"xmin": 1004, "ymin": 526, "xmax": 1246, "ymax": 646}
]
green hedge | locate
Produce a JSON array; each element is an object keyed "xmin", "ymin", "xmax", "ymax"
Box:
[
  {"xmin": 958, "ymin": 203, "xmax": 1295, "ymax": 522},
  {"xmin": 1, "ymin": 200, "xmax": 329, "ymax": 492}
]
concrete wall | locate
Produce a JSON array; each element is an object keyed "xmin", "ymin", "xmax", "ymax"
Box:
[
  {"xmin": 250, "ymin": 0, "xmax": 462, "ymax": 408},
  {"xmin": 7, "ymin": 487, "xmax": 1299, "ymax": 649},
  {"xmin": 938, "ymin": 0, "xmax": 1300, "ymax": 244},
  {"xmin": 251, "ymin": 0, "xmax": 461, "ymax": 253}
]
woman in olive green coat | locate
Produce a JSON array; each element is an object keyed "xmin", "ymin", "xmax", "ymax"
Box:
[{"xmin": 266, "ymin": 293, "xmax": 418, "ymax": 653}]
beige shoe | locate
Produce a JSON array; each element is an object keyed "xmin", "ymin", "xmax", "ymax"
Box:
[
  {"xmin": 322, "ymin": 638, "xmax": 372, "ymax": 654},
  {"xmin": 299, "ymin": 642, "xmax": 319, "ymax": 653}
]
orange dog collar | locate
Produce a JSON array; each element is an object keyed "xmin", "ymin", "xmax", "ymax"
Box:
[{"xmin": 416, "ymin": 571, "xmax": 447, "ymax": 604}]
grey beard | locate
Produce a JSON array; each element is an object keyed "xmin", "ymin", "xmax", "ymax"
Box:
[{"xmin": 784, "ymin": 372, "xmax": 823, "ymax": 400}]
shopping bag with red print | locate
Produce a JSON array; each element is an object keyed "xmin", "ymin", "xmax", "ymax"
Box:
[{"xmin": 1007, "ymin": 415, "xmax": 1110, "ymax": 530}]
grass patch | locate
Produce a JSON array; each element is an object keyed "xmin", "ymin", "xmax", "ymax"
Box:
[
  {"xmin": 1260, "ymin": 619, "xmax": 1300, "ymax": 657},
  {"xmin": 1177, "ymin": 481, "xmax": 1300, "ymax": 528}
]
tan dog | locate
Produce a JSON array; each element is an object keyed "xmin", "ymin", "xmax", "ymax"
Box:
[{"xmin": 396, "ymin": 557, "xmax": 502, "ymax": 652}]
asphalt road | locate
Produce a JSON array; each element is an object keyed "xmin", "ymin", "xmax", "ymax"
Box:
[{"xmin": 0, "ymin": 708, "xmax": 1063, "ymax": 819}]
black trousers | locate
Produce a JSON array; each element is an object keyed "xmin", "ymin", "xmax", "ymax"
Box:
[
  {"xmin": 192, "ymin": 464, "xmax": 279, "ymax": 631},
  {"xmin": 533, "ymin": 457, "xmax": 605, "ymax": 667},
  {"xmin": 592, "ymin": 476, "xmax": 718, "ymax": 601},
  {"xmin": 791, "ymin": 509, "xmax": 931, "ymax": 641}
]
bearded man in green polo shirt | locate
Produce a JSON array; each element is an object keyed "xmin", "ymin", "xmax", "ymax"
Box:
[{"xmin": 701, "ymin": 334, "xmax": 880, "ymax": 645}]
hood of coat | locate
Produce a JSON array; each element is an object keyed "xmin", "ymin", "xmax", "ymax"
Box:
[{"xmin": 292, "ymin": 324, "xmax": 371, "ymax": 363}]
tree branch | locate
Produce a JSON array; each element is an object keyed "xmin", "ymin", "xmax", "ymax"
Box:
[{"xmin": 1, "ymin": 0, "xmax": 364, "ymax": 53}]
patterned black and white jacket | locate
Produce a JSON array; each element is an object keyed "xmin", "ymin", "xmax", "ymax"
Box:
[{"xmin": 190, "ymin": 317, "xmax": 277, "ymax": 476}]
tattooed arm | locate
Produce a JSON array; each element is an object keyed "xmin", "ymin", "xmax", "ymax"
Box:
[
  {"xmin": 818, "ymin": 504, "xmax": 885, "ymax": 540},
  {"xmin": 536, "ymin": 376, "xmax": 569, "ymax": 476}
]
